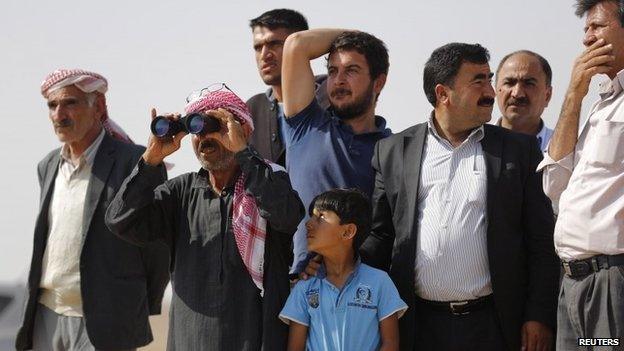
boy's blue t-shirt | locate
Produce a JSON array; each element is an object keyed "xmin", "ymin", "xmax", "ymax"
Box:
[{"xmin": 279, "ymin": 261, "xmax": 407, "ymax": 351}]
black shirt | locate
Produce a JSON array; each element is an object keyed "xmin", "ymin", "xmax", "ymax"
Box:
[{"xmin": 106, "ymin": 146, "xmax": 304, "ymax": 350}]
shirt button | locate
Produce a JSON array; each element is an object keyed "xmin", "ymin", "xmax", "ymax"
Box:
[{"xmin": 271, "ymin": 133, "xmax": 277, "ymax": 142}]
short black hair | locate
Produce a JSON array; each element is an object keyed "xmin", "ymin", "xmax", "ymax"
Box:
[
  {"xmin": 423, "ymin": 43, "xmax": 490, "ymax": 106},
  {"xmin": 249, "ymin": 9, "xmax": 308, "ymax": 32},
  {"xmin": 496, "ymin": 50, "xmax": 553, "ymax": 86},
  {"xmin": 328, "ymin": 31, "xmax": 389, "ymax": 80},
  {"xmin": 575, "ymin": 0, "xmax": 624, "ymax": 26},
  {"xmin": 309, "ymin": 189, "xmax": 372, "ymax": 251}
]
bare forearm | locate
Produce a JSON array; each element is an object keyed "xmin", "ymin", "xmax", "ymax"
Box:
[
  {"xmin": 380, "ymin": 341, "xmax": 399, "ymax": 351},
  {"xmin": 282, "ymin": 29, "xmax": 349, "ymax": 117},
  {"xmin": 284, "ymin": 29, "xmax": 350, "ymax": 60},
  {"xmin": 549, "ymin": 38, "xmax": 614, "ymax": 161},
  {"xmin": 548, "ymin": 91, "xmax": 583, "ymax": 160}
]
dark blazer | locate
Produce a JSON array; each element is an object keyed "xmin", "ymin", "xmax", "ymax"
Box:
[
  {"xmin": 360, "ymin": 123, "xmax": 560, "ymax": 351},
  {"xmin": 247, "ymin": 75, "xmax": 329, "ymax": 166},
  {"xmin": 16, "ymin": 133, "xmax": 170, "ymax": 350}
]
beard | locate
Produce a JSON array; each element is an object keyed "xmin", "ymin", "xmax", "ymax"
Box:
[
  {"xmin": 330, "ymin": 81, "xmax": 375, "ymax": 121},
  {"xmin": 196, "ymin": 139, "xmax": 236, "ymax": 171},
  {"xmin": 261, "ymin": 73, "xmax": 280, "ymax": 87}
]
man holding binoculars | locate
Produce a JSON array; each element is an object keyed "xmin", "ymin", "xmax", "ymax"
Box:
[{"xmin": 105, "ymin": 87, "xmax": 304, "ymax": 350}]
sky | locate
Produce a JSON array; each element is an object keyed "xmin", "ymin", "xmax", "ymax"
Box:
[{"xmin": 0, "ymin": 0, "xmax": 606, "ymax": 283}]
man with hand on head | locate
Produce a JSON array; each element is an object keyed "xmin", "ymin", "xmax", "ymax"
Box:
[
  {"xmin": 105, "ymin": 86, "xmax": 304, "ymax": 350},
  {"xmin": 281, "ymin": 28, "xmax": 392, "ymax": 274},
  {"xmin": 537, "ymin": 0, "xmax": 624, "ymax": 348},
  {"xmin": 16, "ymin": 69, "xmax": 170, "ymax": 351}
]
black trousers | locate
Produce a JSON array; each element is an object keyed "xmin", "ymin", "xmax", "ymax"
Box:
[{"xmin": 414, "ymin": 299, "xmax": 507, "ymax": 351}]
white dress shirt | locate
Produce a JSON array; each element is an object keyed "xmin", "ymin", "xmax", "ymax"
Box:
[
  {"xmin": 39, "ymin": 130, "xmax": 105, "ymax": 316},
  {"xmin": 415, "ymin": 116, "xmax": 493, "ymax": 301},
  {"xmin": 538, "ymin": 70, "xmax": 624, "ymax": 260}
]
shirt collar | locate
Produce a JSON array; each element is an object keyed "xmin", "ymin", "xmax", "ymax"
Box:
[
  {"xmin": 59, "ymin": 128, "xmax": 105, "ymax": 168},
  {"xmin": 316, "ymin": 256, "xmax": 362, "ymax": 282},
  {"xmin": 534, "ymin": 119, "xmax": 548, "ymax": 142},
  {"xmin": 428, "ymin": 112, "xmax": 484, "ymax": 143},
  {"xmin": 328, "ymin": 109, "xmax": 391, "ymax": 137},
  {"xmin": 265, "ymin": 79, "xmax": 325, "ymax": 102},
  {"xmin": 191, "ymin": 167, "xmax": 238, "ymax": 194},
  {"xmin": 495, "ymin": 116, "xmax": 547, "ymax": 137},
  {"xmin": 598, "ymin": 69, "xmax": 624, "ymax": 100},
  {"xmin": 265, "ymin": 87, "xmax": 277, "ymax": 102}
]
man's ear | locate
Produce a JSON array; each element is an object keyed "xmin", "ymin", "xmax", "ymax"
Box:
[
  {"xmin": 95, "ymin": 94, "xmax": 107, "ymax": 122},
  {"xmin": 544, "ymin": 85, "xmax": 553, "ymax": 107},
  {"xmin": 435, "ymin": 84, "xmax": 450, "ymax": 106},
  {"xmin": 373, "ymin": 73, "xmax": 387, "ymax": 95},
  {"xmin": 342, "ymin": 223, "xmax": 357, "ymax": 241},
  {"xmin": 242, "ymin": 123, "xmax": 254, "ymax": 141}
]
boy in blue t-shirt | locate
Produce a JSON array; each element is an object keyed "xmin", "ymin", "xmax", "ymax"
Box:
[{"xmin": 279, "ymin": 189, "xmax": 407, "ymax": 351}]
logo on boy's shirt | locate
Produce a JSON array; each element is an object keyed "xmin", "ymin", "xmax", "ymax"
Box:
[
  {"xmin": 348, "ymin": 284, "xmax": 377, "ymax": 310},
  {"xmin": 306, "ymin": 289, "xmax": 320, "ymax": 308},
  {"xmin": 355, "ymin": 285, "xmax": 372, "ymax": 304}
]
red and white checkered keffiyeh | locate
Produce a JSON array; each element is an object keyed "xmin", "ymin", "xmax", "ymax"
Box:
[
  {"xmin": 232, "ymin": 172, "xmax": 267, "ymax": 296},
  {"xmin": 41, "ymin": 69, "xmax": 132, "ymax": 143},
  {"xmin": 186, "ymin": 88, "xmax": 266, "ymax": 295},
  {"xmin": 184, "ymin": 89, "xmax": 254, "ymax": 131}
]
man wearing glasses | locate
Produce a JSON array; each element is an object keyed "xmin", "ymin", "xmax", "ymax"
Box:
[{"xmin": 105, "ymin": 86, "xmax": 304, "ymax": 350}]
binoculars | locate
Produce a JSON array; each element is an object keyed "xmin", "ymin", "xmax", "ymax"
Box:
[{"xmin": 150, "ymin": 113, "xmax": 221, "ymax": 138}]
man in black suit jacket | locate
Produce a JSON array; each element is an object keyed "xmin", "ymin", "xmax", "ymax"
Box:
[
  {"xmin": 360, "ymin": 44, "xmax": 560, "ymax": 351},
  {"xmin": 16, "ymin": 69, "xmax": 169, "ymax": 351}
]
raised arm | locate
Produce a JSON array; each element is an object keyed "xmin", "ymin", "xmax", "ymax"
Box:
[
  {"xmin": 548, "ymin": 38, "xmax": 613, "ymax": 161},
  {"xmin": 282, "ymin": 29, "xmax": 348, "ymax": 117}
]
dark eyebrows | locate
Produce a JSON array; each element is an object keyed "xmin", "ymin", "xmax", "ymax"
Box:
[
  {"xmin": 47, "ymin": 96, "xmax": 79, "ymax": 108},
  {"xmin": 522, "ymin": 77, "xmax": 538, "ymax": 84},
  {"xmin": 345, "ymin": 64, "xmax": 362, "ymax": 70},
  {"xmin": 473, "ymin": 72, "xmax": 494, "ymax": 81},
  {"xmin": 253, "ymin": 39, "xmax": 285, "ymax": 48}
]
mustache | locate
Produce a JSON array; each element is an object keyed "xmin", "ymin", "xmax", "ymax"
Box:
[
  {"xmin": 330, "ymin": 88, "xmax": 352, "ymax": 97},
  {"xmin": 507, "ymin": 97, "xmax": 529, "ymax": 106},
  {"xmin": 478, "ymin": 97, "xmax": 495, "ymax": 107},
  {"xmin": 199, "ymin": 139, "xmax": 221, "ymax": 151},
  {"xmin": 53, "ymin": 119, "xmax": 73, "ymax": 128}
]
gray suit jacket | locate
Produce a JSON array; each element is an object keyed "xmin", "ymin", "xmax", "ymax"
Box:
[
  {"xmin": 360, "ymin": 123, "xmax": 560, "ymax": 351},
  {"xmin": 16, "ymin": 133, "xmax": 170, "ymax": 350}
]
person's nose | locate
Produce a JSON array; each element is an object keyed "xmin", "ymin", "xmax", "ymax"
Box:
[
  {"xmin": 511, "ymin": 83, "xmax": 525, "ymax": 98},
  {"xmin": 260, "ymin": 45, "xmax": 273, "ymax": 61},
  {"xmin": 583, "ymin": 30, "xmax": 598, "ymax": 47},
  {"xmin": 50, "ymin": 105, "xmax": 64, "ymax": 121},
  {"xmin": 305, "ymin": 218, "xmax": 315, "ymax": 231}
]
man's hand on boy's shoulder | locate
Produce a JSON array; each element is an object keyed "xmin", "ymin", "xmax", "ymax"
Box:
[{"xmin": 299, "ymin": 254, "xmax": 323, "ymax": 280}]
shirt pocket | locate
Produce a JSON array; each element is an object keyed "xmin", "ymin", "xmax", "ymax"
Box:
[
  {"xmin": 467, "ymin": 171, "xmax": 488, "ymax": 205},
  {"xmin": 585, "ymin": 120, "xmax": 624, "ymax": 168}
]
